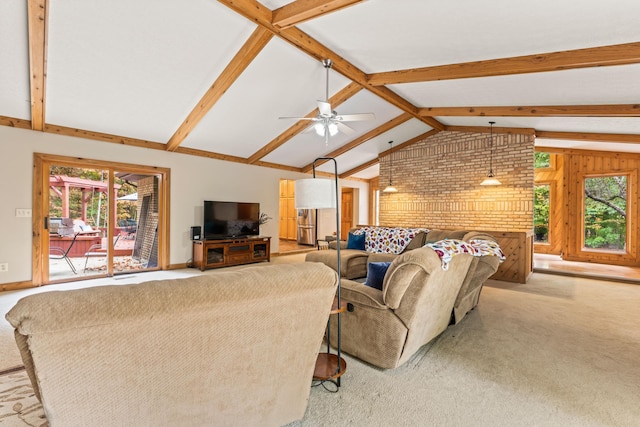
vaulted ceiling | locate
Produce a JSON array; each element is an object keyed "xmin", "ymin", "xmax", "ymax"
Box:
[{"xmin": 2, "ymin": 0, "xmax": 640, "ymax": 179}]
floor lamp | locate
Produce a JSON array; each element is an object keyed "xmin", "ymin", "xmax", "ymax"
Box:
[{"xmin": 295, "ymin": 157, "xmax": 345, "ymax": 390}]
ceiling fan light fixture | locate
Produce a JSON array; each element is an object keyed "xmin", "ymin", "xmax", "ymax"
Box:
[
  {"xmin": 314, "ymin": 122, "xmax": 325, "ymax": 136},
  {"xmin": 328, "ymin": 122, "xmax": 338, "ymax": 136}
]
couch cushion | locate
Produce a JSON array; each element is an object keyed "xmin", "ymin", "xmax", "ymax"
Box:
[
  {"xmin": 364, "ymin": 262, "xmax": 392, "ymax": 290},
  {"xmin": 347, "ymin": 231, "xmax": 366, "ymax": 250},
  {"xmin": 401, "ymin": 231, "xmax": 426, "ymax": 252},
  {"xmin": 425, "ymin": 229, "xmax": 468, "ymax": 243}
]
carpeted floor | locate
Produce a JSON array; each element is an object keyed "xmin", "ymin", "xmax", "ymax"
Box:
[{"xmin": 1, "ymin": 259, "xmax": 639, "ymax": 426}]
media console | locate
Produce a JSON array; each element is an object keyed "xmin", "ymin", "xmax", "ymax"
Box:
[{"xmin": 192, "ymin": 237, "xmax": 271, "ymax": 271}]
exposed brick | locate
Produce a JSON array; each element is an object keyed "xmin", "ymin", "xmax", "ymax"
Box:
[{"xmin": 379, "ymin": 130, "xmax": 534, "ymax": 232}]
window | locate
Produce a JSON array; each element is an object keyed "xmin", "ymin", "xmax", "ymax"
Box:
[
  {"xmin": 583, "ymin": 175, "xmax": 627, "ymax": 251},
  {"xmin": 534, "ymin": 152, "xmax": 551, "ymax": 169},
  {"xmin": 534, "ymin": 184, "xmax": 550, "ymax": 243}
]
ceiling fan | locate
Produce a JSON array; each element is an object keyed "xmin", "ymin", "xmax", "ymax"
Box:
[{"xmin": 279, "ymin": 59, "xmax": 375, "ymax": 145}]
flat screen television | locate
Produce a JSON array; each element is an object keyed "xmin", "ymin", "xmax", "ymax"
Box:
[{"xmin": 203, "ymin": 201, "xmax": 260, "ymax": 240}]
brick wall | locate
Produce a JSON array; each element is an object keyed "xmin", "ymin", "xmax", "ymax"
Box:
[{"xmin": 379, "ymin": 130, "xmax": 534, "ymax": 232}]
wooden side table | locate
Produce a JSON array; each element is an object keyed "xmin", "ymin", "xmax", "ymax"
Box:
[{"xmin": 313, "ymin": 297, "xmax": 347, "ymax": 389}]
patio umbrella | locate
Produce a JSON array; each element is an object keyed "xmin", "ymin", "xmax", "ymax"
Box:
[{"xmin": 118, "ymin": 192, "xmax": 137, "ymax": 201}]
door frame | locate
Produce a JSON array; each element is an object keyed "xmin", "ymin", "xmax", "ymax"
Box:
[{"xmin": 32, "ymin": 153, "xmax": 171, "ymax": 286}]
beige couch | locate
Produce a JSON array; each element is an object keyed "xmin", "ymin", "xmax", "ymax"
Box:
[
  {"xmin": 6, "ymin": 263, "xmax": 338, "ymax": 427},
  {"xmin": 329, "ymin": 246, "xmax": 474, "ymax": 369}
]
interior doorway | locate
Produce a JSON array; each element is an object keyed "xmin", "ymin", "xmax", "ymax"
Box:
[{"xmin": 33, "ymin": 153, "xmax": 170, "ymax": 286}]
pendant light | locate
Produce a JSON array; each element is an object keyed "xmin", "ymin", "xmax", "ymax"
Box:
[
  {"xmin": 480, "ymin": 121, "xmax": 502, "ymax": 186},
  {"xmin": 382, "ymin": 140, "xmax": 398, "ymax": 193}
]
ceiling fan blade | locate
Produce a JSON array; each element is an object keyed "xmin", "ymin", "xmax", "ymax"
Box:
[
  {"xmin": 278, "ymin": 116, "xmax": 317, "ymax": 121},
  {"xmin": 335, "ymin": 113, "xmax": 375, "ymax": 122},
  {"xmin": 336, "ymin": 122, "xmax": 356, "ymax": 135},
  {"xmin": 317, "ymin": 100, "xmax": 332, "ymax": 117}
]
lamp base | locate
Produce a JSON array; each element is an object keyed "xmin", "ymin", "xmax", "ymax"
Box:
[{"xmin": 313, "ymin": 353, "xmax": 347, "ymax": 381}]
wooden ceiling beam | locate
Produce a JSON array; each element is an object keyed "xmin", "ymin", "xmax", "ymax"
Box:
[
  {"xmin": 368, "ymin": 42, "xmax": 640, "ymax": 85},
  {"xmin": 272, "ymin": 0, "xmax": 364, "ymax": 29},
  {"xmin": 536, "ymin": 130, "xmax": 640, "ymax": 144},
  {"xmin": 44, "ymin": 124, "xmax": 168, "ymax": 151},
  {"xmin": 302, "ymin": 112, "xmax": 413, "ymax": 172},
  {"xmin": 165, "ymin": 26, "xmax": 273, "ymax": 152},
  {"xmin": 217, "ymin": 0, "xmax": 444, "ymax": 131},
  {"xmin": 247, "ymin": 82, "xmax": 361, "ymax": 164},
  {"xmin": 420, "ymin": 104, "xmax": 640, "ymax": 117},
  {"xmin": 0, "ymin": 115, "xmax": 33, "ymax": 130},
  {"xmin": 339, "ymin": 157, "xmax": 378, "ymax": 179},
  {"xmin": 445, "ymin": 125, "xmax": 536, "ymax": 135},
  {"xmin": 27, "ymin": 0, "xmax": 48, "ymax": 131}
]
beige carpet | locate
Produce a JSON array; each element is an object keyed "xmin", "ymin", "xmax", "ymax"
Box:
[{"xmin": 1, "ymin": 259, "xmax": 639, "ymax": 426}]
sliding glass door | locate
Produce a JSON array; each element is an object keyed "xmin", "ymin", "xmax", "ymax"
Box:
[{"xmin": 33, "ymin": 154, "xmax": 169, "ymax": 286}]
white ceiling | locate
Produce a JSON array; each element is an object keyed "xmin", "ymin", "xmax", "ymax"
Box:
[{"xmin": 2, "ymin": 0, "xmax": 640, "ymax": 179}]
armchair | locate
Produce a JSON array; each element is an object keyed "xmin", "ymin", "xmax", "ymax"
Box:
[{"xmin": 329, "ymin": 246, "xmax": 474, "ymax": 369}]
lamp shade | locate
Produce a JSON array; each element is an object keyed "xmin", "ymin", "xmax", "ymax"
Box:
[
  {"xmin": 480, "ymin": 176, "xmax": 502, "ymax": 186},
  {"xmin": 382, "ymin": 185, "xmax": 398, "ymax": 193},
  {"xmin": 295, "ymin": 178, "xmax": 336, "ymax": 209}
]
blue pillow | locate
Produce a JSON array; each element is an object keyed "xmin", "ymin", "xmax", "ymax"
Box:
[
  {"xmin": 364, "ymin": 262, "xmax": 391, "ymax": 291},
  {"xmin": 346, "ymin": 232, "xmax": 366, "ymax": 250}
]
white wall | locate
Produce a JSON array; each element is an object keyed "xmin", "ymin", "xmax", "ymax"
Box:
[{"xmin": 0, "ymin": 126, "xmax": 368, "ymax": 284}]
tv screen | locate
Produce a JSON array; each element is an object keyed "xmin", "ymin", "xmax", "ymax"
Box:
[{"xmin": 203, "ymin": 201, "xmax": 260, "ymax": 239}]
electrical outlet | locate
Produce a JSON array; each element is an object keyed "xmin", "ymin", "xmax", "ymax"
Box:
[
  {"xmin": 15, "ymin": 209, "xmax": 32, "ymax": 218},
  {"xmin": 0, "ymin": 263, "xmax": 8, "ymax": 272}
]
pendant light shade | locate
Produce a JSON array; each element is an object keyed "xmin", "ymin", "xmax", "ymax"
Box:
[
  {"xmin": 382, "ymin": 140, "xmax": 398, "ymax": 193},
  {"xmin": 480, "ymin": 121, "xmax": 502, "ymax": 186}
]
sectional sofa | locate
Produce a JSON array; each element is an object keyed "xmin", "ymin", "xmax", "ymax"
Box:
[{"xmin": 307, "ymin": 226, "xmax": 504, "ymax": 324}]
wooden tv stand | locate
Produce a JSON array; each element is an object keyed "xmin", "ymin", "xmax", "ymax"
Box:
[{"xmin": 192, "ymin": 237, "xmax": 270, "ymax": 271}]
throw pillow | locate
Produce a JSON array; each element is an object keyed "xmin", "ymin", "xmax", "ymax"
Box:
[
  {"xmin": 346, "ymin": 231, "xmax": 366, "ymax": 250},
  {"xmin": 364, "ymin": 261, "xmax": 391, "ymax": 290}
]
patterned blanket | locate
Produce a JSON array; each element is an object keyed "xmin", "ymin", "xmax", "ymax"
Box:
[{"xmin": 425, "ymin": 239, "xmax": 506, "ymax": 270}]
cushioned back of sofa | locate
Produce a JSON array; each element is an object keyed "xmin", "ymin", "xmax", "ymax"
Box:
[
  {"xmin": 425, "ymin": 229, "xmax": 468, "ymax": 243},
  {"xmin": 6, "ymin": 263, "xmax": 338, "ymax": 427}
]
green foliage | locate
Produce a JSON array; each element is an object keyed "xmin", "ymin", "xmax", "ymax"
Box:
[
  {"xmin": 534, "ymin": 152, "xmax": 550, "ymax": 169},
  {"xmin": 534, "ymin": 184, "xmax": 549, "ymax": 242}
]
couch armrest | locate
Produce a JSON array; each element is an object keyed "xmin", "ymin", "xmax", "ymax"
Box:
[
  {"xmin": 340, "ymin": 279, "xmax": 387, "ymax": 310},
  {"xmin": 329, "ymin": 240, "xmax": 347, "ymax": 250}
]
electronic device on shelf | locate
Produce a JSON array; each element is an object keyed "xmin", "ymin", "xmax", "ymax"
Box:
[{"xmin": 203, "ymin": 200, "xmax": 260, "ymax": 240}]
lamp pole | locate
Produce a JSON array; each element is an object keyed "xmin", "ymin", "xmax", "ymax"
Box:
[{"xmin": 311, "ymin": 157, "xmax": 342, "ymax": 383}]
